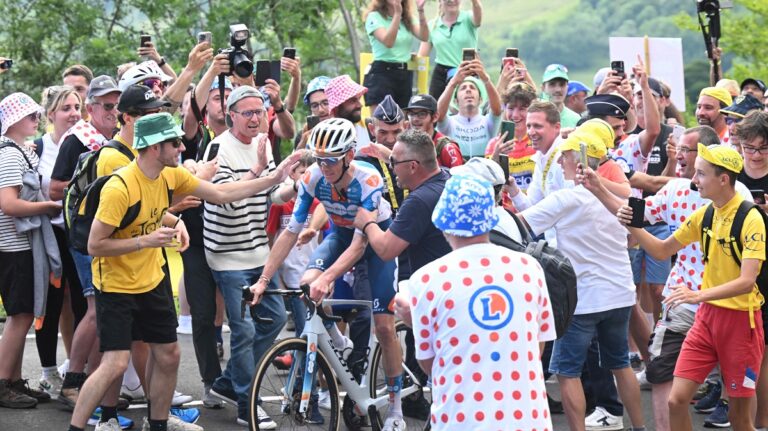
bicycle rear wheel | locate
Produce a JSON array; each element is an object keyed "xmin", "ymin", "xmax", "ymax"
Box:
[
  {"xmin": 370, "ymin": 321, "xmax": 432, "ymax": 430},
  {"xmin": 250, "ymin": 338, "xmax": 340, "ymax": 431}
]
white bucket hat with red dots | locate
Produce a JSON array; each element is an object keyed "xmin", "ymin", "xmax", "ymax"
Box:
[{"xmin": 0, "ymin": 92, "xmax": 43, "ymax": 136}]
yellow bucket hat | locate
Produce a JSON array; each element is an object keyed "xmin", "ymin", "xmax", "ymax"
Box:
[{"xmin": 697, "ymin": 143, "xmax": 743, "ymax": 173}]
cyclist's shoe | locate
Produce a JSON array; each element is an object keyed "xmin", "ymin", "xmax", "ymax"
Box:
[
  {"xmin": 402, "ymin": 394, "xmax": 430, "ymax": 420},
  {"xmin": 272, "ymin": 353, "xmax": 293, "ymax": 370},
  {"xmin": 382, "ymin": 413, "xmax": 407, "ymax": 431}
]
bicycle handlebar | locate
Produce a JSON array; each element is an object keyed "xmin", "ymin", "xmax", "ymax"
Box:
[{"xmin": 240, "ymin": 284, "xmax": 343, "ymax": 324}]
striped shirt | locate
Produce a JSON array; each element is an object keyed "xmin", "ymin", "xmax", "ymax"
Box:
[
  {"xmin": 0, "ymin": 138, "xmax": 39, "ymax": 252},
  {"xmin": 203, "ymin": 130, "xmax": 278, "ymax": 271}
]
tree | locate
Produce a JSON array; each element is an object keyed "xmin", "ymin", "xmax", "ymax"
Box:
[{"xmin": 0, "ymin": 0, "xmax": 366, "ymax": 99}]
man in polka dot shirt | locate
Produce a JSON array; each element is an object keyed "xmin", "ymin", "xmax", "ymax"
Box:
[{"xmin": 395, "ymin": 174, "xmax": 556, "ymax": 431}]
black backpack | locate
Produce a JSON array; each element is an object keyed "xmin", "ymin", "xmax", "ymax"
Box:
[
  {"xmin": 64, "ymin": 140, "xmax": 134, "ymax": 234},
  {"xmin": 489, "ymin": 213, "xmax": 578, "ymax": 339},
  {"xmin": 68, "ymin": 172, "xmax": 141, "ymax": 254},
  {"xmin": 701, "ymin": 200, "xmax": 768, "ymax": 298}
]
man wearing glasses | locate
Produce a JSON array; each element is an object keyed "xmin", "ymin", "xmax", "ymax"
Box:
[
  {"xmin": 69, "ymin": 112, "xmax": 301, "ymax": 431},
  {"xmin": 720, "ymin": 94, "xmax": 763, "ymax": 154},
  {"xmin": 403, "ymin": 93, "xmax": 463, "ymax": 168},
  {"xmin": 201, "ymin": 85, "xmax": 293, "ymax": 428}
]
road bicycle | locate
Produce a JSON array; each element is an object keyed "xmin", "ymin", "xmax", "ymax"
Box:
[{"xmin": 246, "ymin": 284, "xmax": 431, "ymax": 430}]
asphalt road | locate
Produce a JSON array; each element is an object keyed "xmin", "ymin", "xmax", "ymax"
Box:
[{"xmin": 0, "ymin": 322, "xmax": 718, "ymax": 430}]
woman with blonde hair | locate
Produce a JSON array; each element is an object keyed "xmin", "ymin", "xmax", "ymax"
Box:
[
  {"xmin": 418, "ymin": 0, "xmax": 483, "ymax": 100},
  {"xmin": 363, "ymin": 0, "xmax": 430, "ymax": 111},
  {"xmin": 33, "ymin": 85, "xmax": 86, "ymax": 398}
]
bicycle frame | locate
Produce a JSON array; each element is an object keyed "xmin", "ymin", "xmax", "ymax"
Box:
[{"xmin": 283, "ymin": 297, "xmax": 424, "ymax": 419}]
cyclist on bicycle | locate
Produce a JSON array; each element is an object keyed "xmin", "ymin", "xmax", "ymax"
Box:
[{"xmin": 249, "ymin": 118, "xmax": 407, "ymax": 430}]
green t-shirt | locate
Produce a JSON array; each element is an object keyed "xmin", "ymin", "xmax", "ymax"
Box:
[
  {"xmin": 429, "ymin": 11, "xmax": 478, "ymax": 68},
  {"xmin": 560, "ymin": 106, "xmax": 582, "ymax": 129},
  {"xmin": 365, "ymin": 11, "xmax": 414, "ymax": 63}
]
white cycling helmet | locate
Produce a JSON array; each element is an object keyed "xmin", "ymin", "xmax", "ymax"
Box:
[
  {"xmin": 118, "ymin": 61, "xmax": 173, "ymax": 92},
  {"xmin": 308, "ymin": 118, "xmax": 357, "ymax": 157}
]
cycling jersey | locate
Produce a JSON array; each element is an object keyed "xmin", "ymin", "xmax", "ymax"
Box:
[{"xmin": 287, "ymin": 160, "xmax": 392, "ymax": 234}]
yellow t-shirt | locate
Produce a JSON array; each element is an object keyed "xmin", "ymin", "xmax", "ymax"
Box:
[
  {"xmin": 92, "ymin": 162, "xmax": 200, "ymax": 294},
  {"xmin": 96, "ymin": 136, "xmax": 138, "ymax": 178},
  {"xmin": 673, "ymin": 194, "xmax": 766, "ymax": 311}
]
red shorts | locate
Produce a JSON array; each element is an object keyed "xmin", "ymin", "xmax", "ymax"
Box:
[{"xmin": 674, "ymin": 303, "xmax": 764, "ymax": 397}]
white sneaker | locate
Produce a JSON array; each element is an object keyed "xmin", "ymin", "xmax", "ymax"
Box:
[
  {"xmin": 172, "ymin": 390, "xmax": 193, "ymax": 406},
  {"xmin": 221, "ymin": 324, "xmax": 230, "ymax": 333},
  {"xmin": 317, "ymin": 389, "xmax": 331, "ymax": 411},
  {"xmin": 177, "ymin": 315, "xmax": 193, "ymax": 335},
  {"xmin": 167, "ymin": 415, "xmax": 203, "ymax": 431},
  {"xmin": 382, "ymin": 413, "xmax": 407, "ymax": 431},
  {"xmin": 236, "ymin": 405, "xmax": 276, "ymax": 429},
  {"xmin": 95, "ymin": 418, "xmax": 122, "ymax": 431},
  {"xmin": 121, "ymin": 384, "xmax": 146, "ymax": 403},
  {"xmin": 585, "ymin": 406, "xmax": 624, "ymax": 431},
  {"xmin": 57, "ymin": 359, "xmax": 70, "ymax": 379},
  {"xmin": 39, "ymin": 373, "xmax": 63, "ymax": 397},
  {"xmin": 636, "ymin": 368, "xmax": 652, "ymax": 390}
]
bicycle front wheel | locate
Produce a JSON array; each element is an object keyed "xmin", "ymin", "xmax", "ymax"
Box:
[{"xmin": 249, "ymin": 338, "xmax": 340, "ymax": 431}]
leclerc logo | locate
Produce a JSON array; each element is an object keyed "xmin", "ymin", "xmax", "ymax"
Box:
[{"xmin": 468, "ymin": 285, "xmax": 514, "ymax": 330}]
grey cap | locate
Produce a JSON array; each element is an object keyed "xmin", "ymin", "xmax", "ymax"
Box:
[
  {"xmin": 225, "ymin": 85, "xmax": 264, "ymax": 127},
  {"xmin": 87, "ymin": 75, "xmax": 121, "ymax": 100}
]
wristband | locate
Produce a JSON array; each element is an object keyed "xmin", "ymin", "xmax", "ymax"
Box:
[
  {"xmin": 362, "ymin": 220, "xmax": 377, "ymax": 235},
  {"xmin": 157, "ymin": 57, "xmax": 166, "ymax": 67},
  {"xmin": 259, "ymin": 275, "xmax": 270, "ymax": 284},
  {"xmin": 274, "ymin": 104, "xmax": 286, "ymax": 114}
]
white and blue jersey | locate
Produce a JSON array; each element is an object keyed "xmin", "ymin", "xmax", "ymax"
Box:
[{"xmin": 287, "ymin": 160, "xmax": 392, "ymax": 234}]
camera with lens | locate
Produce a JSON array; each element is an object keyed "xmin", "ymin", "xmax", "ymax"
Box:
[
  {"xmin": 219, "ymin": 23, "xmax": 253, "ymax": 78},
  {"xmin": 697, "ymin": 0, "xmax": 733, "ymax": 14}
]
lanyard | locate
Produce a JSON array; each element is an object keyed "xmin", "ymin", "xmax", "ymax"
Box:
[
  {"xmin": 541, "ymin": 148, "xmax": 559, "ymax": 194},
  {"xmin": 378, "ymin": 159, "xmax": 408, "ymax": 210}
]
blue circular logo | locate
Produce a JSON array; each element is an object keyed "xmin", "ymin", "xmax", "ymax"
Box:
[{"xmin": 468, "ymin": 285, "xmax": 514, "ymax": 330}]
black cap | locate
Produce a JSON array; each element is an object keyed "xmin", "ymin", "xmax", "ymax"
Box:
[
  {"xmin": 117, "ymin": 84, "xmax": 171, "ymax": 113},
  {"xmin": 720, "ymin": 94, "xmax": 764, "ymax": 118},
  {"xmin": 740, "ymin": 78, "xmax": 767, "ymax": 93},
  {"xmin": 585, "ymin": 94, "xmax": 630, "ymax": 119},
  {"xmin": 634, "ymin": 77, "xmax": 664, "ymax": 98},
  {"xmin": 404, "ymin": 94, "xmax": 438, "ymax": 113},
  {"xmin": 372, "ymin": 94, "xmax": 404, "ymax": 124}
]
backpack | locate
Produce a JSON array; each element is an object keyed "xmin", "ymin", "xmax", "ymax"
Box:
[
  {"xmin": 67, "ymin": 172, "xmax": 141, "ymax": 254},
  {"xmin": 63, "ymin": 140, "xmax": 134, "ymax": 233},
  {"xmin": 701, "ymin": 200, "xmax": 768, "ymax": 299},
  {"xmin": 489, "ymin": 212, "xmax": 578, "ymax": 339}
]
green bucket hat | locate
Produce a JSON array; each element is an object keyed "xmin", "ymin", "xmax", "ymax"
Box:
[{"xmin": 133, "ymin": 112, "xmax": 183, "ymax": 150}]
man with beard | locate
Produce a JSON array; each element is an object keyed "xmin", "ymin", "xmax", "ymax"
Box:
[
  {"xmin": 324, "ymin": 74, "xmax": 372, "ymax": 152},
  {"xmin": 435, "ymin": 58, "xmax": 502, "ymax": 159},
  {"xmin": 695, "ymin": 87, "xmax": 733, "ymax": 146},
  {"xmin": 403, "ymin": 94, "xmax": 463, "ymax": 168},
  {"xmin": 541, "ymin": 63, "xmax": 581, "ymax": 128}
]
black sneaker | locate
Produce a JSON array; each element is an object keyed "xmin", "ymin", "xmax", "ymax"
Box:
[
  {"xmin": 0, "ymin": 379, "xmax": 37, "ymax": 409},
  {"xmin": 209, "ymin": 381, "xmax": 238, "ymax": 405},
  {"xmin": 11, "ymin": 379, "xmax": 50, "ymax": 402},
  {"xmin": 694, "ymin": 381, "xmax": 722, "ymax": 413},
  {"xmin": 703, "ymin": 399, "xmax": 730, "ymax": 428},
  {"xmin": 402, "ymin": 394, "xmax": 431, "ymax": 420}
]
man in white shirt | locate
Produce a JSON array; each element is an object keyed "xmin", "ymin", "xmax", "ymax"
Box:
[{"xmin": 517, "ymin": 129, "xmax": 646, "ymax": 431}]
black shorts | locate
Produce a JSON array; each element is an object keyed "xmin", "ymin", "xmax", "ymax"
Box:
[
  {"xmin": 645, "ymin": 327, "xmax": 686, "ymax": 385},
  {"xmin": 363, "ymin": 65, "xmax": 412, "ymax": 108},
  {"xmin": 0, "ymin": 250, "xmax": 34, "ymax": 316},
  {"xmin": 95, "ymin": 275, "xmax": 177, "ymax": 352}
]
